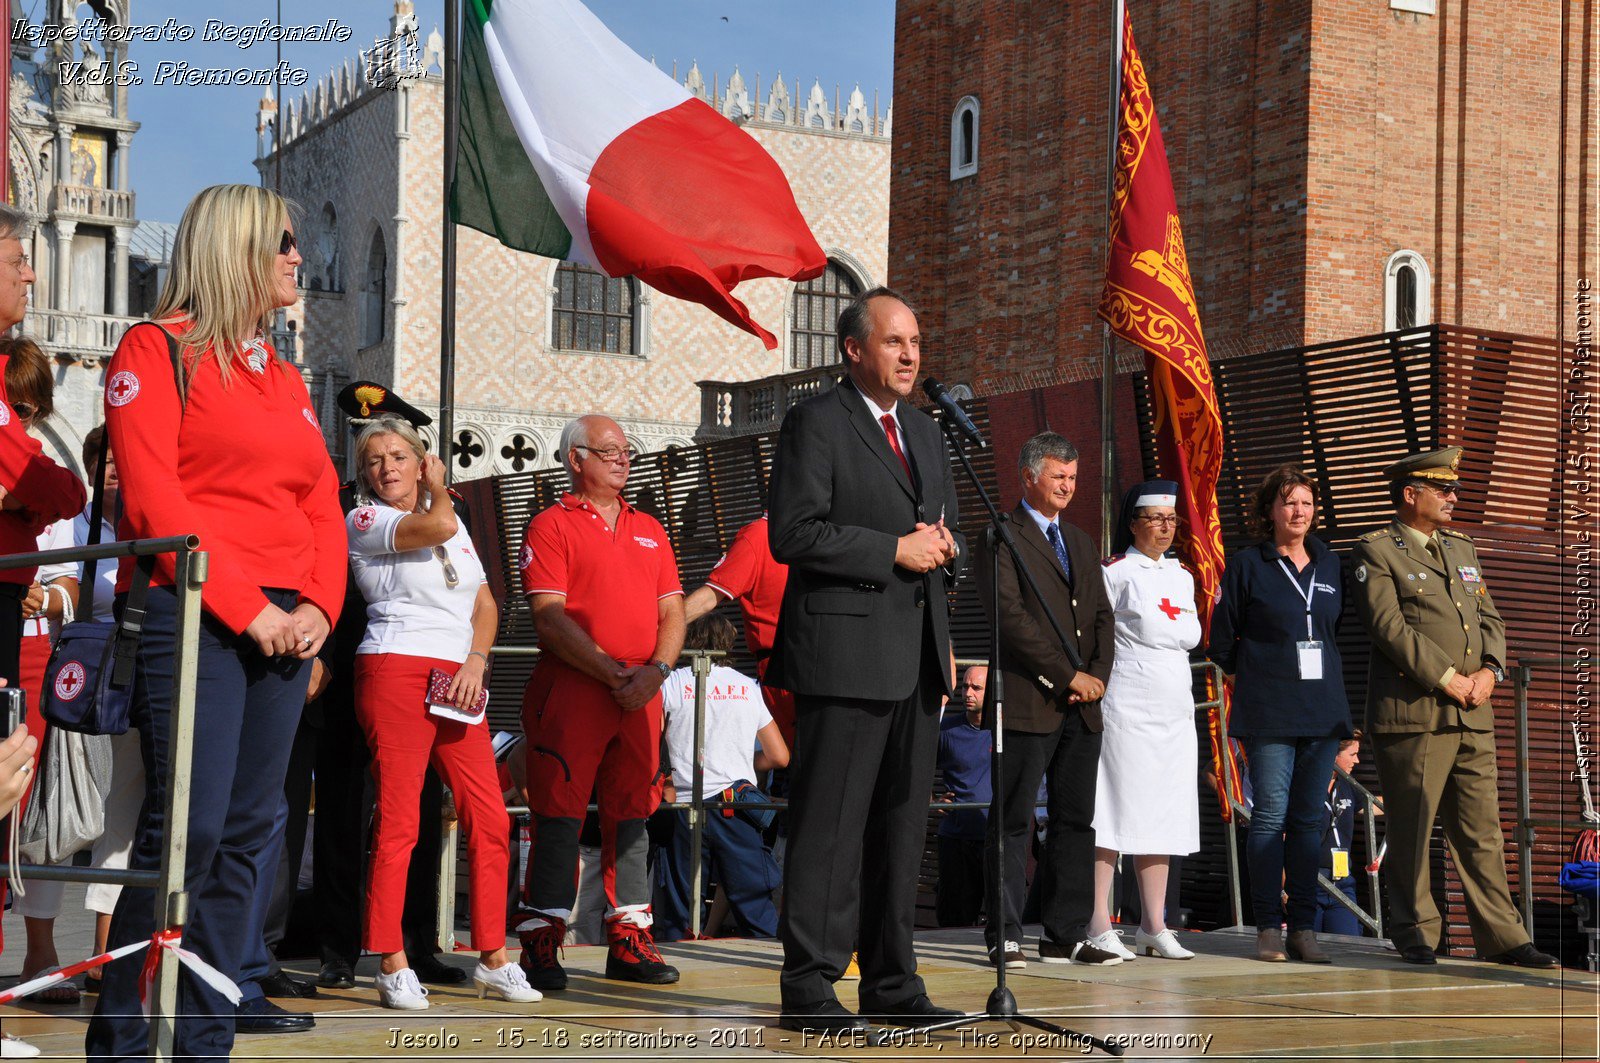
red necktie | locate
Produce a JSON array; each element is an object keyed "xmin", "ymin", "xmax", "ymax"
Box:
[{"xmin": 880, "ymin": 413, "xmax": 912, "ymax": 481}]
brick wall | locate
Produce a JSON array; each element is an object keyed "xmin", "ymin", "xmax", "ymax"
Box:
[{"xmin": 892, "ymin": 0, "xmax": 1594, "ymax": 392}]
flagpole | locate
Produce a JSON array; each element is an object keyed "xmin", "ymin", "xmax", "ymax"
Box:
[
  {"xmin": 1099, "ymin": 0, "xmax": 1126, "ymax": 555},
  {"xmin": 439, "ymin": 0, "xmax": 461, "ymax": 484}
]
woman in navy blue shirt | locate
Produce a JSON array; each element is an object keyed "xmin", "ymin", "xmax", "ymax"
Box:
[{"xmin": 1209, "ymin": 466, "xmax": 1352, "ymax": 964}]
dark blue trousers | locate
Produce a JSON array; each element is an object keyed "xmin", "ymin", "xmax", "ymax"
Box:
[
  {"xmin": 1314, "ymin": 877, "xmax": 1363, "ymax": 935},
  {"xmin": 87, "ymin": 588, "xmax": 310, "ymax": 1062},
  {"xmin": 656, "ymin": 807, "xmax": 780, "ymax": 941}
]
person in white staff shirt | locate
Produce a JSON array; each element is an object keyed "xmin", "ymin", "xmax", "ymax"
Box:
[{"xmin": 655, "ymin": 614, "xmax": 789, "ymax": 942}]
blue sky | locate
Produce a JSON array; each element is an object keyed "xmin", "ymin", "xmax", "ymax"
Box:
[{"xmin": 22, "ymin": 0, "xmax": 896, "ymax": 223}]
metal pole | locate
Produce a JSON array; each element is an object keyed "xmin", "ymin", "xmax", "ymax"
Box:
[
  {"xmin": 274, "ymin": 0, "xmax": 282, "ymax": 193},
  {"xmin": 1212, "ymin": 664, "xmax": 1245, "ymax": 929},
  {"xmin": 1099, "ymin": 0, "xmax": 1126, "ymax": 555},
  {"xmin": 438, "ymin": 814, "xmax": 459, "ymax": 952},
  {"xmin": 1364, "ymin": 798, "xmax": 1383, "ymax": 939},
  {"xmin": 688, "ymin": 652, "xmax": 711, "ymax": 937},
  {"xmin": 439, "ymin": 0, "xmax": 461, "ymax": 482},
  {"xmin": 1514, "ymin": 664, "xmax": 1535, "ymax": 939},
  {"xmin": 151, "ymin": 547, "xmax": 206, "ymax": 1063}
]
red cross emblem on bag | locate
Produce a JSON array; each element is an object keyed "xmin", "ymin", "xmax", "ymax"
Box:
[{"xmin": 55, "ymin": 661, "xmax": 87, "ymax": 701}]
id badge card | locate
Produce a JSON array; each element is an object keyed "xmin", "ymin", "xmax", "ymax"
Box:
[
  {"xmin": 1296, "ymin": 640, "xmax": 1324, "ymax": 680},
  {"xmin": 1330, "ymin": 847, "xmax": 1350, "ymax": 880}
]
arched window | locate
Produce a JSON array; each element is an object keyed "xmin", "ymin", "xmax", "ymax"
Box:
[
  {"xmin": 362, "ymin": 229, "xmax": 387, "ymax": 346},
  {"xmin": 552, "ymin": 262, "xmax": 637, "ymax": 355},
  {"xmin": 790, "ymin": 260, "xmax": 862, "ymax": 370},
  {"xmin": 317, "ymin": 203, "xmax": 340, "ymax": 292},
  {"xmin": 1383, "ymin": 249, "xmax": 1431, "ymax": 332},
  {"xmin": 950, "ymin": 96, "xmax": 979, "ymax": 180}
]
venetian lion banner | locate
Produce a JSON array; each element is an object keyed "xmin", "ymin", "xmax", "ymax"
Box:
[
  {"xmin": 1096, "ymin": 5, "xmax": 1225, "ymax": 627},
  {"xmin": 1096, "ymin": 6, "xmax": 1239, "ymax": 820}
]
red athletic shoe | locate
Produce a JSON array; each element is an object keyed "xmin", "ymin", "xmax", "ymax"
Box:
[
  {"xmin": 605, "ymin": 921, "xmax": 679, "ymax": 985},
  {"xmin": 517, "ymin": 917, "xmax": 568, "ymax": 992}
]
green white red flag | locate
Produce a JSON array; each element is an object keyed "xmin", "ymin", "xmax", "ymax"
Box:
[{"xmin": 453, "ymin": 0, "xmax": 826, "ymax": 349}]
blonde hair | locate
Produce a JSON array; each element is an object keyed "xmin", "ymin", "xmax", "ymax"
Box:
[
  {"xmin": 353, "ymin": 416, "xmax": 428, "ymax": 501},
  {"xmin": 153, "ymin": 184, "xmax": 298, "ymax": 386}
]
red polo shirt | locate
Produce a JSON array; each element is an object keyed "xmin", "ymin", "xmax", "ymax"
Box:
[
  {"xmin": 520, "ymin": 492, "xmax": 682, "ymax": 665},
  {"xmin": 705, "ymin": 515, "xmax": 787, "ymax": 660}
]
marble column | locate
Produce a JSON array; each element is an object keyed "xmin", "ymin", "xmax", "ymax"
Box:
[{"xmin": 111, "ymin": 225, "xmax": 130, "ymax": 316}]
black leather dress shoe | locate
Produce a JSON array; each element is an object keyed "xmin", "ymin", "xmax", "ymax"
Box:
[
  {"xmin": 1398, "ymin": 945, "xmax": 1438, "ymax": 965},
  {"xmin": 257, "ymin": 971, "xmax": 319, "ymax": 998},
  {"xmin": 777, "ymin": 999, "xmax": 867, "ymax": 1034},
  {"xmin": 235, "ymin": 996, "xmax": 315, "ymax": 1034},
  {"xmin": 1488, "ymin": 943, "xmax": 1560, "ymax": 969},
  {"xmin": 410, "ymin": 953, "xmax": 469, "ymax": 985},
  {"xmin": 865, "ymin": 994, "xmax": 964, "ymax": 1027},
  {"xmin": 317, "ymin": 960, "xmax": 355, "ymax": 990}
]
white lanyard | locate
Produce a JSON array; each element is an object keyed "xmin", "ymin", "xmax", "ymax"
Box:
[
  {"xmin": 1276, "ymin": 555, "xmax": 1317, "ymax": 641},
  {"xmin": 1325, "ymin": 791, "xmax": 1342, "ymax": 848}
]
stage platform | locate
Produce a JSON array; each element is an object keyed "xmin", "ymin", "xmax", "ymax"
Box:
[{"xmin": 3, "ymin": 894, "xmax": 1596, "ymax": 1061}]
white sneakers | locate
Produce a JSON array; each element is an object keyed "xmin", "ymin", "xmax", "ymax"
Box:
[
  {"xmin": 474, "ymin": 960, "xmax": 543, "ymax": 1003},
  {"xmin": 1135, "ymin": 927, "xmax": 1196, "ymax": 960},
  {"xmin": 375, "ymin": 966, "xmax": 431, "ymax": 1010},
  {"xmin": 0, "ymin": 1035, "xmax": 41, "ymax": 1059},
  {"xmin": 1088, "ymin": 929, "xmax": 1137, "ymax": 961}
]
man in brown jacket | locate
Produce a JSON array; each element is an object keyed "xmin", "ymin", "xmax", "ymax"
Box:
[
  {"xmin": 1353, "ymin": 447, "xmax": 1556, "ymax": 968},
  {"xmin": 978, "ymin": 432, "xmax": 1116, "ymax": 968}
]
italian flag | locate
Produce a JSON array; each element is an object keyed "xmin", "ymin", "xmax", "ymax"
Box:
[{"xmin": 454, "ymin": 0, "xmax": 826, "ymax": 350}]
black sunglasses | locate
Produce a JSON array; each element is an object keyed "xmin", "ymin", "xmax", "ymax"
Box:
[
  {"xmin": 9, "ymin": 401, "xmax": 36, "ymax": 421},
  {"xmin": 278, "ymin": 230, "xmax": 297, "ymax": 256}
]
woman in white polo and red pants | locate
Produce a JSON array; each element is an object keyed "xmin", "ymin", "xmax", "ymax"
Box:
[{"xmin": 346, "ymin": 414, "xmax": 537, "ymax": 1010}]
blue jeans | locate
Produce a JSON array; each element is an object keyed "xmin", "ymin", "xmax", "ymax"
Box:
[
  {"xmin": 1244, "ymin": 737, "xmax": 1339, "ymax": 932},
  {"xmin": 86, "ymin": 588, "xmax": 310, "ymax": 1062},
  {"xmin": 1314, "ymin": 877, "xmax": 1362, "ymax": 935},
  {"xmin": 656, "ymin": 808, "xmax": 780, "ymax": 941}
]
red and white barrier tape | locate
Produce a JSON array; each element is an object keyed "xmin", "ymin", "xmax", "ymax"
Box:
[{"xmin": 0, "ymin": 928, "xmax": 241, "ymax": 1013}]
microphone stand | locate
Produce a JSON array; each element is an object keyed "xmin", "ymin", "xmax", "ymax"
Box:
[{"xmin": 904, "ymin": 417, "xmax": 1123, "ymax": 1057}]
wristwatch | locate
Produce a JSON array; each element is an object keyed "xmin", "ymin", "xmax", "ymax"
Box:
[
  {"xmin": 652, "ymin": 660, "xmax": 672, "ymax": 680},
  {"xmin": 1485, "ymin": 661, "xmax": 1505, "ymax": 683}
]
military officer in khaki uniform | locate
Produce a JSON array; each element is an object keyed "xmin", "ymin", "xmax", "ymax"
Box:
[{"xmin": 1352, "ymin": 447, "xmax": 1557, "ymax": 968}]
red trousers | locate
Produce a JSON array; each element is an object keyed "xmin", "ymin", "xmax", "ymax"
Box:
[
  {"xmin": 0, "ymin": 632, "xmax": 51, "ymax": 950},
  {"xmin": 355, "ymin": 653, "xmax": 510, "ymax": 953},
  {"xmin": 521, "ymin": 659, "xmax": 662, "ymax": 914},
  {"xmin": 17, "ymin": 631, "xmax": 50, "ymax": 804}
]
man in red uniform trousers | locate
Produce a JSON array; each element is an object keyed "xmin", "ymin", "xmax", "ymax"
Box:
[
  {"xmin": 517, "ymin": 414, "xmax": 685, "ymax": 991},
  {"xmin": 684, "ymin": 513, "xmax": 795, "ymax": 749}
]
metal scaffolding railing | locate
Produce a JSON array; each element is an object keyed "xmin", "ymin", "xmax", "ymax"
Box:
[
  {"xmin": 0, "ymin": 534, "xmax": 205, "ymax": 1063},
  {"xmin": 1510, "ymin": 656, "xmax": 1587, "ymax": 951}
]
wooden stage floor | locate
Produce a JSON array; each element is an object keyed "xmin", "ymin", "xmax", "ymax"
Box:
[{"xmin": 4, "ymin": 921, "xmax": 1596, "ymax": 1062}]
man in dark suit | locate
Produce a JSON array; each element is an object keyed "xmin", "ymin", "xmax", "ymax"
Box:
[
  {"xmin": 767, "ymin": 287, "xmax": 965, "ymax": 1033},
  {"xmin": 978, "ymin": 433, "xmax": 1116, "ymax": 968}
]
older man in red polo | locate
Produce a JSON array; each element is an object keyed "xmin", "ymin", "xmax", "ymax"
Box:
[{"xmin": 517, "ymin": 414, "xmax": 685, "ymax": 991}]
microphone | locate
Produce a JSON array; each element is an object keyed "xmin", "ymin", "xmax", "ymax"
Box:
[{"xmin": 923, "ymin": 377, "xmax": 986, "ymax": 448}]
